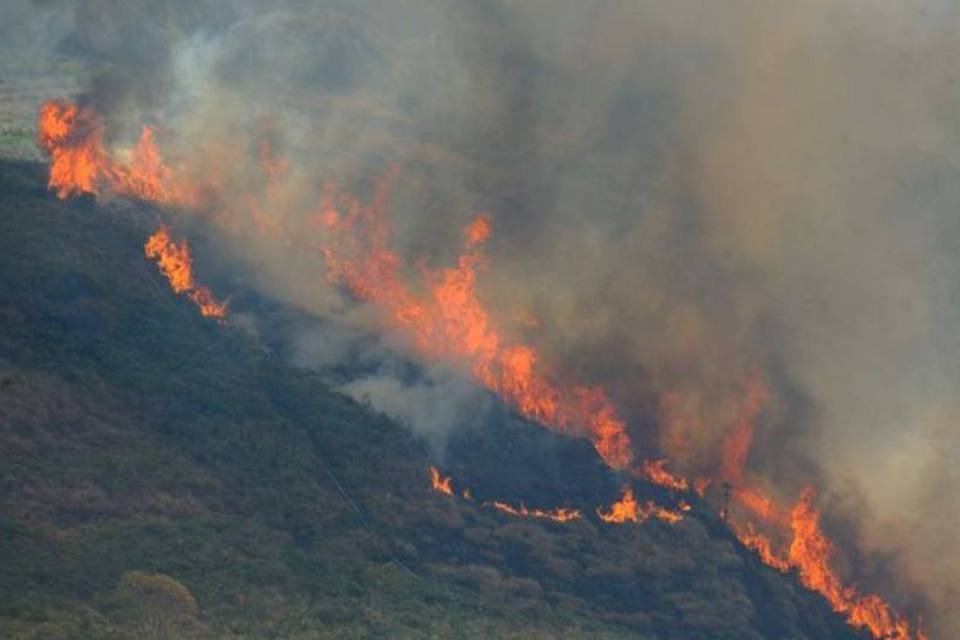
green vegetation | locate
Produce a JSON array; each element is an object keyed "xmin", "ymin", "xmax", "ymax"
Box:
[{"xmin": 0, "ymin": 161, "xmax": 864, "ymax": 638}]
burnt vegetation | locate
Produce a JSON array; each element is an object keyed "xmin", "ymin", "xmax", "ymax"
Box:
[{"xmin": 0, "ymin": 160, "xmax": 866, "ymax": 638}]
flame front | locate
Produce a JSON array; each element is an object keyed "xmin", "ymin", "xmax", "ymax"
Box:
[
  {"xmin": 596, "ymin": 486, "xmax": 685, "ymax": 525},
  {"xmin": 37, "ymin": 100, "xmax": 106, "ymax": 199},
  {"xmin": 428, "ymin": 466, "xmax": 454, "ymax": 497},
  {"xmin": 37, "ymin": 99, "xmax": 197, "ymax": 206},
  {"xmin": 640, "ymin": 459, "xmax": 688, "ymax": 492},
  {"xmin": 428, "ymin": 468, "xmax": 581, "ymax": 521},
  {"xmin": 787, "ymin": 488, "xmax": 921, "ymax": 640},
  {"xmin": 144, "ymin": 226, "xmax": 227, "ymax": 319},
  {"xmin": 722, "ymin": 443, "xmax": 924, "ymax": 637},
  {"xmin": 487, "ymin": 501, "xmax": 582, "ymax": 523},
  {"xmin": 735, "ymin": 522, "xmax": 791, "ymax": 572},
  {"xmin": 706, "ymin": 380, "xmax": 926, "ymax": 639},
  {"xmin": 320, "ymin": 182, "xmax": 633, "ymax": 470}
]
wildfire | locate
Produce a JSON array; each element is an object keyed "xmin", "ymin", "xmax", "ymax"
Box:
[
  {"xmin": 726, "ymin": 485, "xmax": 925, "ymax": 639},
  {"xmin": 596, "ymin": 486, "xmax": 685, "ymax": 525},
  {"xmin": 37, "ymin": 100, "xmax": 106, "ymax": 199},
  {"xmin": 736, "ymin": 485, "xmax": 782, "ymax": 523},
  {"xmin": 37, "ymin": 99, "xmax": 198, "ymax": 206},
  {"xmin": 427, "ymin": 468, "xmax": 580, "ymax": 521},
  {"xmin": 640, "ymin": 459, "xmax": 688, "ymax": 492},
  {"xmin": 787, "ymin": 488, "xmax": 922, "ymax": 640},
  {"xmin": 487, "ymin": 501, "xmax": 582, "ymax": 523},
  {"xmin": 735, "ymin": 522, "xmax": 791, "ymax": 572},
  {"xmin": 428, "ymin": 466, "xmax": 454, "ymax": 496},
  {"xmin": 320, "ymin": 183, "xmax": 633, "ymax": 470},
  {"xmin": 40, "ymin": 100, "xmax": 927, "ymax": 640},
  {"xmin": 720, "ymin": 377, "xmax": 769, "ymax": 484},
  {"xmin": 144, "ymin": 226, "xmax": 227, "ymax": 319},
  {"xmin": 713, "ymin": 380, "xmax": 926, "ymax": 639}
]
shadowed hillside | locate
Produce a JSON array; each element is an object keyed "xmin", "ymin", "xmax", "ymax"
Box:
[{"xmin": 0, "ymin": 160, "xmax": 865, "ymax": 638}]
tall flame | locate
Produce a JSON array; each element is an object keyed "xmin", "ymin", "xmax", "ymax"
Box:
[
  {"xmin": 320, "ymin": 180, "xmax": 633, "ymax": 469},
  {"xmin": 596, "ymin": 486, "xmax": 685, "ymax": 525},
  {"xmin": 640, "ymin": 459, "xmax": 688, "ymax": 492},
  {"xmin": 144, "ymin": 226, "xmax": 227, "ymax": 319},
  {"xmin": 787, "ymin": 488, "xmax": 922, "ymax": 640},
  {"xmin": 428, "ymin": 466, "xmax": 454, "ymax": 497},
  {"xmin": 596, "ymin": 486, "xmax": 639, "ymax": 523},
  {"xmin": 735, "ymin": 522, "xmax": 792, "ymax": 572},
  {"xmin": 37, "ymin": 100, "xmax": 106, "ymax": 199},
  {"xmin": 713, "ymin": 381, "xmax": 926, "ymax": 639},
  {"xmin": 37, "ymin": 99, "xmax": 198, "ymax": 206},
  {"xmin": 720, "ymin": 377, "xmax": 769, "ymax": 484}
]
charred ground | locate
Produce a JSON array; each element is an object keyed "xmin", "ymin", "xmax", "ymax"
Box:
[{"xmin": 0, "ymin": 160, "xmax": 865, "ymax": 638}]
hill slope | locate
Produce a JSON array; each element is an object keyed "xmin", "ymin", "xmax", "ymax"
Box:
[{"xmin": 0, "ymin": 160, "xmax": 864, "ymax": 639}]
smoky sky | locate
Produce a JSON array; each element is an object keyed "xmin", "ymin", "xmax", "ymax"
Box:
[{"xmin": 7, "ymin": 0, "xmax": 960, "ymax": 634}]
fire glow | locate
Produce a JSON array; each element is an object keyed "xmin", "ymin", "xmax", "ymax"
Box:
[
  {"xmin": 718, "ymin": 386, "xmax": 926, "ymax": 640},
  {"xmin": 487, "ymin": 501, "xmax": 583, "ymax": 523},
  {"xmin": 37, "ymin": 99, "xmax": 197, "ymax": 206},
  {"xmin": 640, "ymin": 459, "xmax": 688, "ymax": 492},
  {"xmin": 428, "ymin": 466, "xmax": 453, "ymax": 497},
  {"xmin": 37, "ymin": 99, "xmax": 927, "ymax": 640},
  {"xmin": 320, "ymin": 185, "xmax": 634, "ymax": 471},
  {"xmin": 144, "ymin": 226, "xmax": 227, "ymax": 320},
  {"xmin": 595, "ymin": 486, "xmax": 685, "ymax": 525},
  {"xmin": 427, "ymin": 467, "xmax": 582, "ymax": 523}
]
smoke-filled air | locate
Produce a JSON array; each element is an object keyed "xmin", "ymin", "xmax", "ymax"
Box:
[{"xmin": 7, "ymin": 0, "xmax": 960, "ymax": 637}]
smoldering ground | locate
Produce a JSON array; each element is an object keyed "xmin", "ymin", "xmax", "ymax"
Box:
[{"xmin": 6, "ymin": 0, "xmax": 960, "ymax": 634}]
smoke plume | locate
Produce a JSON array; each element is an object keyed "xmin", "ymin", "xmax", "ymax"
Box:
[{"xmin": 10, "ymin": 0, "xmax": 960, "ymax": 634}]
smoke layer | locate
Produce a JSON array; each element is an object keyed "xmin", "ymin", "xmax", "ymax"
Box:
[{"xmin": 10, "ymin": 0, "xmax": 960, "ymax": 634}]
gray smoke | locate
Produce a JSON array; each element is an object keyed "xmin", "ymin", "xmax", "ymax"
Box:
[{"xmin": 7, "ymin": 0, "xmax": 960, "ymax": 633}]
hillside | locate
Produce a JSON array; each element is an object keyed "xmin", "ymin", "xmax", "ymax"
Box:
[{"xmin": 0, "ymin": 159, "xmax": 866, "ymax": 639}]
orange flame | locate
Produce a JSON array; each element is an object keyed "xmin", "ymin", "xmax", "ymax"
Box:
[
  {"xmin": 645, "ymin": 503, "xmax": 685, "ymax": 524},
  {"xmin": 115, "ymin": 126, "xmax": 198, "ymax": 206},
  {"xmin": 597, "ymin": 486, "xmax": 639, "ymax": 523},
  {"xmin": 640, "ymin": 459, "xmax": 689, "ymax": 492},
  {"xmin": 728, "ymin": 486, "xmax": 925, "ymax": 639},
  {"xmin": 487, "ymin": 501, "xmax": 582, "ymax": 523},
  {"xmin": 735, "ymin": 521, "xmax": 791, "ymax": 572},
  {"xmin": 427, "ymin": 468, "xmax": 580, "ymax": 521},
  {"xmin": 464, "ymin": 215, "xmax": 491, "ymax": 246},
  {"xmin": 596, "ymin": 486, "xmax": 685, "ymax": 525},
  {"xmin": 144, "ymin": 226, "xmax": 227, "ymax": 319},
  {"xmin": 721, "ymin": 377, "xmax": 769, "ymax": 484},
  {"xmin": 37, "ymin": 99, "xmax": 198, "ymax": 206},
  {"xmin": 736, "ymin": 485, "xmax": 783, "ymax": 523},
  {"xmin": 320, "ymin": 181, "xmax": 633, "ymax": 469},
  {"xmin": 428, "ymin": 466, "xmax": 454, "ymax": 497},
  {"xmin": 788, "ymin": 488, "xmax": 920, "ymax": 640},
  {"xmin": 37, "ymin": 100, "xmax": 106, "ymax": 199},
  {"xmin": 717, "ymin": 380, "xmax": 925, "ymax": 639}
]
